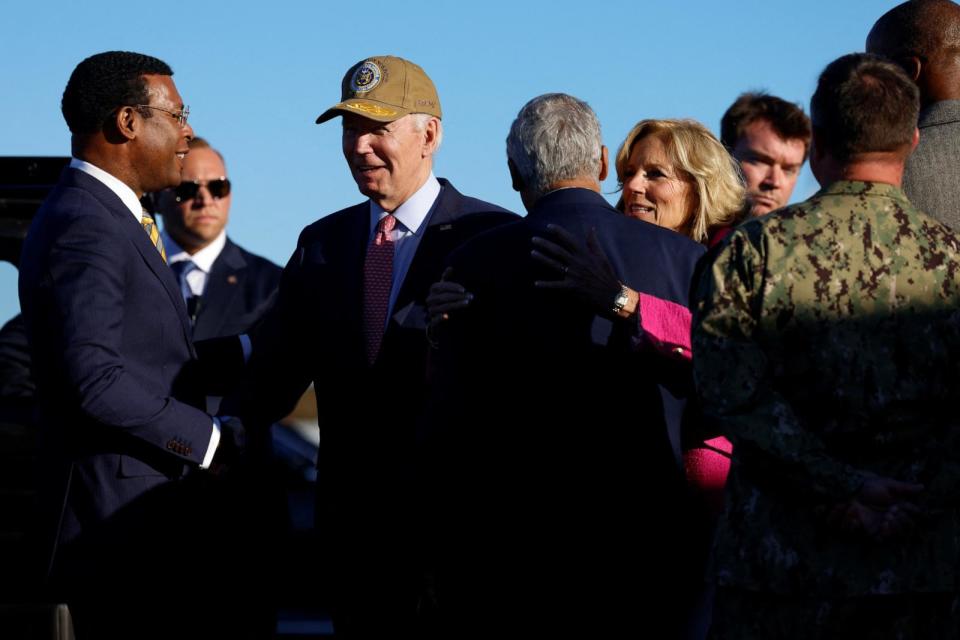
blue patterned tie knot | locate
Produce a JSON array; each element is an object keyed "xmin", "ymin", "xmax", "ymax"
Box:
[{"xmin": 170, "ymin": 259, "xmax": 198, "ymax": 303}]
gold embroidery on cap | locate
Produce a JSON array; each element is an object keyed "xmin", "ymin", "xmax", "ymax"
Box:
[{"xmin": 345, "ymin": 102, "xmax": 398, "ymax": 117}]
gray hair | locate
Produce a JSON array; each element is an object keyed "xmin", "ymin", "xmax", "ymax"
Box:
[
  {"xmin": 410, "ymin": 112, "xmax": 443, "ymax": 151},
  {"xmin": 506, "ymin": 93, "xmax": 603, "ymax": 201}
]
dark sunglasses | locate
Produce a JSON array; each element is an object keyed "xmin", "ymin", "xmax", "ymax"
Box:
[{"xmin": 174, "ymin": 178, "xmax": 231, "ymax": 202}]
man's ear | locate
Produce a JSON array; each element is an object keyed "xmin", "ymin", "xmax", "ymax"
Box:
[
  {"xmin": 112, "ymin": 105, "xmax": 138, "ymax": 141},
  {"xmin": 422, "ymin": 117, "xmax": 441, "ymax": 158},
  {"xmin": 508, "ymin": 158, "xmax": 525, "ymax": 193},
  {"xmin": 807, "ymin": 128, "xmax": 832, "ymax": 187},
  {"xmin": 598, "ymin": 145, "xmax": 609, "ymax": 182},
  {"xmin": 905, "ymin": 55, "xmax": 922, "ymax": 83},
  {"xmin": 910, "ymin": 126, "xmax": 920, "ymax": 152}
]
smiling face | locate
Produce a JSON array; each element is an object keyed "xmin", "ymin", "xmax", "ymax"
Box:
[
  {"xmin": 341, "ymin": 113, "xmax": 437, "ymax": 212},
  {"xmin": 732, "ymin": 119, "xmax": 806, "ymax": 216},
  {"xmin": 136, "ymin": 74, "xmax": 194, "ymax": 193},
  {"xmin": 621, "ymin": 134, "xmax": 697, "ymax": 235},
  {"xmin": 161, "ymin": 146, "xmax": 230, "ymax": 253}
]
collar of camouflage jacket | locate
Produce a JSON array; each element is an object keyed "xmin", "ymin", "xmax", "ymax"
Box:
[{"xmin": 816, "ymin": 180, "xmax": 907, "ymax": 204}]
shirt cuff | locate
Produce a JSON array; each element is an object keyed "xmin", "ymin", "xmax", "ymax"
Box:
[
  {"xmin": 200, "ymin": 417, "xmax": 221, "ymax": 469},
  {"xmin": 239, "ymin": 334, "xmax": 252, "ymax": 363}
]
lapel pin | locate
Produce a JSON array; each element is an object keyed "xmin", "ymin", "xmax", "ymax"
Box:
[{"xmin": 227, "ymin": 275, "xmax": 238, "ymax": 285}]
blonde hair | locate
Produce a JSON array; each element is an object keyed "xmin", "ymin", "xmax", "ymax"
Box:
[{"xmin": 615, "ymin": 119, "xmax": 745, "ymax": 243}]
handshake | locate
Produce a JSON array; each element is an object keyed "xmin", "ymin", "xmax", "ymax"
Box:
[
  {"xmin": 211, "ymin": 415, "xmax": 247, "ymax": 470},
  {"xmin": 818, "ymin": 473, "xmax": 926, "ymax": 542}
]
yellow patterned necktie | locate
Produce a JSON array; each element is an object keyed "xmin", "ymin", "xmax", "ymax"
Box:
[{"xmin": 140, "ymin": 210, "xmax": 167, "ymax": 263}]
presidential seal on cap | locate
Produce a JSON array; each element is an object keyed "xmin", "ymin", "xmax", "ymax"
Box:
[{"xmin": 315, "ymin": 55, "xmax": 442, "ymax": 124}]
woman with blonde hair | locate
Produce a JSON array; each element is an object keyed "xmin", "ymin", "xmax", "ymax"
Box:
[{"xmin": 615, "ymin": 118, "xmax": 745, "ymax": 246}]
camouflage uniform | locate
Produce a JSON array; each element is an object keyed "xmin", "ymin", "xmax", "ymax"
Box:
[{"xmin": 692, "ymin": 181, "xmax": 960, "ymax": 638}]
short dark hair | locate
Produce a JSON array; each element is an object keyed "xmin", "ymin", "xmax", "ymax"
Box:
[
  {"xmin": 810, "ymin": 53, "xmax": 920, "ymax": 161},
  {"xmin": 61, "ymin": 51, "xmax": 173, "ymax": 135},
  {"xmin": 720, "ymin": 92, "xmax": 812, "ymax": 158},
  {"xmin": 867, "ymin": 0, "xmax": 960, "ymax": 63}
]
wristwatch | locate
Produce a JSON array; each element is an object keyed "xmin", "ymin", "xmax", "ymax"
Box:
[{"xmin": 611, "ymin": 284, "xmax": 630, "ymax": 316}]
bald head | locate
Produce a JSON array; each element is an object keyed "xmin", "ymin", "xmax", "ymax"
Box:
[{"xmin": 867, "ymin": 0, "xmax": 960, "ymax": 104}]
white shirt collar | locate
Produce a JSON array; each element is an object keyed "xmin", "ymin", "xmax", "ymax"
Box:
[
  {"xmin": 370, "ymin": 172, "xmax": 440, "ymax": 235},
  {"xmin": 162, "ymin": 229, "xmax": 227, "ymax": 274},
  {"xmin": 70, "ymin": 158, "xmax": 144, "ymax": 222}
]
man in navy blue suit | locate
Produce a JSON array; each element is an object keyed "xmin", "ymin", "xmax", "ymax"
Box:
[
  {"xmin": 18, "ymin": 51, "xmax": 241, "ymax": 638},
  {"xmin": 224, "ymin": 55, "xmax": 517, "ymax": 637},
  {"xmin": 427, "ymin": 93, "xmax": 706, "ymax": 636},
  {"xmin": 155, "ymin": 136, "xmax": 281, "ymax": 343}
]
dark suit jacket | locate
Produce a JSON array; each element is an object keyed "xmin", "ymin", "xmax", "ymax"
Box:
[
  {"xmin": 191, "ymin": 238, "xmax": 281, "ymax": 342},
  {"xmin": 0, "ymin": 313, "xmax": 35, "ymax": 401},
  {"xmin": 227, "ymin": 178, "xmax": 516, "ymax": 620},
  {"xmin": 188, "ymin": 239, "xmax": 281, "ymax": 417},
  {"xmin": 429, "ymin": 187, "xmax": 705, "ymax": 634},
  {"xmin": 18, "ymin": 168, "xmax": 223, "ymax": 632}
]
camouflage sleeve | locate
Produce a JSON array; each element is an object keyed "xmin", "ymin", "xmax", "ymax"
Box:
[{"xmin": 691, "ymin": 228, "xmax": 865, "ymax": 501}]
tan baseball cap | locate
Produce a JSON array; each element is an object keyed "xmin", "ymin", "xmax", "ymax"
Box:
[{"xmin": 315, "ymin": 55, "xmax": 442, "ymax": 124}]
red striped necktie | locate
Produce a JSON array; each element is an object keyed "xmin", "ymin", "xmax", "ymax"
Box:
[{"xmin": 363, "ymin": 214, "xmax": 396, "ymax": 364}]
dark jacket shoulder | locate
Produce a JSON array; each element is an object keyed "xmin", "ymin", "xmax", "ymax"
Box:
[
  {"xmin": 292, "ymin": 177, "xmax": 516, "ymax": 255},
  {"xmin": 226, "ymin": 239, "xmax": 283, "ymax": 283}
]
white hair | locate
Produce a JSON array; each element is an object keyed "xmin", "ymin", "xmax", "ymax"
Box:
[
  {"xmin": 505, "ymin": 93, "xmax": 602, "ymax": 202},
  {"xmin": 409, "ymin": 112, "xmax": 443, "ymax": 151}
]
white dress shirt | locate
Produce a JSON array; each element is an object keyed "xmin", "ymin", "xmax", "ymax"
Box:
[
  {"xmin": 368, "ymin": 172, "xmax": 441, "ymax": 323},
  {"xmin": 163, "ymin": 229, "xmax": 227, "ymax": 297}
]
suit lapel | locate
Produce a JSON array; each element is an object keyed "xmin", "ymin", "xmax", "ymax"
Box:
[
  {"xmin": 194, "ymin": 239, "xmax": 245, "ymax": 339},
  {"xmin": 323, "ymin": 203, "xmax": 370, "ymax": 367},
  {"xmin": 391, "ymin": 180, "xmax": 459, "ymax": 314},
  {"xmin": 71, "ymin": 171, "xmax": 196, "ymax": 351},
  {"xmin": 342, "ymin": 201, "xmax": 371, "ymax": 306},
  {"xmin": 124, "ymin": 216, "xmax": 196, "ymax": 349}
]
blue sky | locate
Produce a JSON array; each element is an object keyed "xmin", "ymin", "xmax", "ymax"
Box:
[{"xmin": 1, "ymin": 0, "xmax": 897, "ymax": 322}]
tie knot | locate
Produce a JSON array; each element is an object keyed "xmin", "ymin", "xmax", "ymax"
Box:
[
  {"xmin": 373, "ymin": 214, "xmax": 396, "ymax": 247},
  {"xmin": 378, "ymin": 213, "xmax": 396, "ymax": 235},
  {"xmin": 141, "ymin": 213, "xmax": 156, "ymax": 229},
  {"xmin": 171, "ymin": 259, "xmax": 198, "ymax": 279}
]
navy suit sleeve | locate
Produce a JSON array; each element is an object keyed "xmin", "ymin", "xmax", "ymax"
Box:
[
  {"xmin": 0, "ymin": 314, "xmax": 35, "ymax": 399},
  {"xmin": 47, "ymin": 207, "xmax": 212, "ymax": 463},
  {"xmin": 223, "ymin": 240, "xmax": 314, "ymax": 427}
]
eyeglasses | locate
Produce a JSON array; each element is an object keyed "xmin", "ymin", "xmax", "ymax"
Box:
[
  {"xmin": 135, "ymin": 104, "xmax": 190, "ymax": 127},
  {"xmin": 174, "ymin": 178, "xmax": 231, "ymax": 202}
]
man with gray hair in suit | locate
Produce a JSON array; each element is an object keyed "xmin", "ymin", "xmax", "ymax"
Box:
[
  {"xmin": 428, "ymin": 92, "xmax": 704, "ymax": 636},
  {"xmin": 868, "ymin": 0, "xmax": 960, "ymax": 229}
]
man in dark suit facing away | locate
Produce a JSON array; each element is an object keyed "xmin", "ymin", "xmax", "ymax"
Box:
[
  {"xmin": 18, "ymin": 51, "xmax": 243, "ymax": 639},
  {"xmin": 427, "ymin": 93, "xmax": 706, "ymax": 636},
  {"xmin": 155, "ymin": 136, "xmax": 281, "ymax": 343},
  {"xmin": 224, "ymin": 55, "xmax": 517, "ymax": 637}
]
